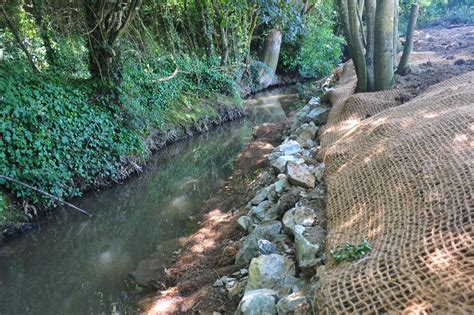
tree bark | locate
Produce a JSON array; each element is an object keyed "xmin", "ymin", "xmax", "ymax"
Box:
[
  {"xmin": 31, "ymin": 0, "xmax": 56, "ymax": 66},
  {"xmin": 396, "ymin": 3, "xmax": 419, "ymax": 75},
  {"xmin": 348, "ymin": 0, "xmax": 367, "ymax": 92},
  {"xmin": 374, "ymin": 0, "xmax": 395, "ymax": 91},
  {"xmin": 365, "ymin": 0, "xmax": 376, "ymax": 91},
  {"xmin": 0, "ymin": 6, "xmax": 39, "ymax": 72},
  {"xmin": 83, "ymin": 0, "xmax": 142, "ymax": 82},
  {"xmin": 261, "ymin": 28, "xmax": 282, "ymax": 75}
]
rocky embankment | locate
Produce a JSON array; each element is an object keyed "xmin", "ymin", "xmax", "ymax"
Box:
[{"xmin": 210, "ymin": 97, "xmax": 331, "ymax": 314}]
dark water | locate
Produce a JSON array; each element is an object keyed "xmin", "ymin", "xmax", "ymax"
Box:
[{"xmin": 0, "ymin": 86, "xmax": 304, "ymax": 315}]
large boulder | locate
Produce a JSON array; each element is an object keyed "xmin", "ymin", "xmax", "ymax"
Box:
[
  {"xmin": 286, "ymin": 162, "xmax": 315, "ymax": 189},
  {"xmin": 236, "ymin": 289, "xmax": 278, "ymax": 315},
  {"xmin": 282, "ymin": 206, "xmax": 315, "ymax": 233},
  {"xmin": 246, "ymin": 254, "xmax": 297, "ymax": 297},
  {"xmin": 294, "ymin": 225, "xmax": 325, "ymax": 268},
  {"xmin": 276, "ymin": 292, "xmax": 311, "ymax": 315}
]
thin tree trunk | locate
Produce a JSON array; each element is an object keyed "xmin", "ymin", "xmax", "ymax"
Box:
[
  {"xmin": 393, "ymin": 0, "xmax": 402, "ymax": 53},
  {"xmin": 348, "ymin": 0, "xmax": 367, "ymax": 92},
  {"xmin": 245, "ymin": 7, "xmax": 258, "ymax": 65},
  {"xmin": 365, "ymin": 0, "xmax": 376, "ymax": 91},
  {"xmin": 396, "ymin": 3, "xmax": 419, "ymax": 75},
  {"xmin": 31, "ymin": 0, "xmax": 55, "ymax": 66},
  {"xmin": 1, "ymin": 6, "xmax": 39, "ymax": 72},
  {"xmin": 374, "ymin": 0, "xmax": 395, "ymax": 91}
]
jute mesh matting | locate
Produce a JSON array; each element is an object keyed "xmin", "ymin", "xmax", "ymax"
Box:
[{"xmin": 316, "ymin": 65, "xmax": 474, "ymax": 313}]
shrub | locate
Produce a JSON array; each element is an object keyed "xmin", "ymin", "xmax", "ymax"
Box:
[{"xmin": 0, "ymin": 63, "xmax": 145, "ymax": 207}]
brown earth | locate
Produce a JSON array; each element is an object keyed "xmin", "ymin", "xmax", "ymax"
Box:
[
  {"xmin": 137, "ymin": 122, "xmax": 287, "ymax": 314},
  {"xmin": 137, "ymin": 25, "xmax": 474, "ymax": 314}
]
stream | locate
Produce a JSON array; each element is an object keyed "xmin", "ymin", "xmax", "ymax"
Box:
[{"xmin": 0, "ymin": 86, "xmax": 304, "ymax": 315}]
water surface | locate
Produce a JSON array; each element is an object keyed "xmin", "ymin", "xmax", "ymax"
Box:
[{"xmin": 0, "ymin": 86, "xmax": 304, "ymax": 315}]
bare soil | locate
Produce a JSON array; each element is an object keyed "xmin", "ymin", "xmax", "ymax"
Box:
[{"xmin": 137, "ymin": 122, "xmax": 287, "ymax": 314}]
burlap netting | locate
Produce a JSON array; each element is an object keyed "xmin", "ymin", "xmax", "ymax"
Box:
[{"xmin": 315, "ymin": 65, "xmax": 474, "ymax": 313}]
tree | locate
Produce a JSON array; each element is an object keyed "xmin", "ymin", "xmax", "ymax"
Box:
[
  {"xmin": 83, "ymin": 0, "xmax": 143, "ymax": 82},
  {"xmin": 338, "ymin": 0, "xmax": 420, "ymax": 92}
]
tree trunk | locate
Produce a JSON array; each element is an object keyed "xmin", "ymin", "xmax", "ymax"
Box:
[
  {"xmin": 365, "ymin": 0, "xmax": 376, "ymax": 91},
  {"xmin": 374, "ymin": 0, "xmax": 395, "ymax": 91},
  {"xmin": 83, "ymin": 0, "xmax": 142, "ymax": 82},
  {"xmin": 348, "ymin": 0, "xmax": 367, "ymax": 92},
  {"xmin": 195, "ymin": 0, "xmax": 214, "ymax": 58},
  {"xmin": 31, "ymin": 0, "xmax": 55, "ymax": 66},
  {"xmin": 393, "ymin": 0, "xmax": 402, "ymax": 54},
  {"xmin": 0, "ymin": 6, "xmax": 39, "ymax": 72},
  {"xmin": 261, "ymin": 28, "xmax": 282, "ymax": 75},
  {"xmin": 396, "ymin": 3, "xmax": 419, "ymax": 75}
]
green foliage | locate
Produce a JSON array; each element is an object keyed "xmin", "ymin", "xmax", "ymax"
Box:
[
  {"xmin": 399, "ymin": 0, "xmax": 473, "ymax": 32},
  {"xmin": 330, "ymin": 240, "xmax": 372, "ymax": 263},
  {"xmin": 118, "ymin": 51, "xmax": 239, "ymax": 131},
  {"xmin": 0, "ymin": 63, "xmax": 145, "ymax": 206},
  {"xmin": 280, "ymin": 10, "xmax": 343, "ymax": 78}
]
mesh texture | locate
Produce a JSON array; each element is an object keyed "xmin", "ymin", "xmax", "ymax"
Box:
[{"xmin": 316, "ymin": 66, "xmax": 474, "ymax": 313}]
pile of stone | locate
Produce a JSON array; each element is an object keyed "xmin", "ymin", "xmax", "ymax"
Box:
[{"xmin": 219, "ymin": 97, "xmax": 330, "ymax": 314}]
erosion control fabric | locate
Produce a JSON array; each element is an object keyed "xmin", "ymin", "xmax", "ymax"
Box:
[{"xmin": 316, "ymin": 63, "xmax": 473, "ymax": 313}]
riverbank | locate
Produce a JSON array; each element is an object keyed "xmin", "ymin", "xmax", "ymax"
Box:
[
  {"xmin": 0, "ymin": 88, "xmax": 245, "ymax": 243},
  {"xmin": 138, "ymin": 25, "xmax": 474, "ymax": 313}
]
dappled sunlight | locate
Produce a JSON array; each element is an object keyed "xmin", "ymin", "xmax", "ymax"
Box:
[
  {"xmin": 147, "ymin": 295, "xmax": 185, "ymax": 315},
  {"xmin": 403, "ymin": 300, "xmax": 431, "ymax": 313}
]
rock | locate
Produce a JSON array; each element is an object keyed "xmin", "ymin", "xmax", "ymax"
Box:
[
  {"xmin": 306, "ymin": 106, "xmax": 330, "ymax": 125},
  {"xmin": 276, "ymin": 292, "xmax": 311, "ymax": 315},
  {"xmin": 251, "ymin": 187, "xmax": 271, "ymax": 205},
  {"xmin": 294, "ymin": 225, "xmax": 325, "ymax": 268},
  {"xmin": 263, "ymin": 204, "xmax": 279, "ymax": 222},
  {"xmin": 236, "ymin": 220, "xmax": 282, "ymax": 265},
  {"xmin": 302, "ymin": 139, "xmax": 316, "ymax": 149},
  {"xmin": 272, "ymin": 155, "xmax": 304, "ymax": 173},
  {"xmin": 282, "ymin": 206, "xmax": 316, "ymax": 233},
  {"xmin": 249, "ymin": 200, "xmax": 273, "ymax": 221},
  {"xmin": 240, "ymin": 268, "xmax": 248, "ymax": 275},
  {"xmin": 247, "ymin": 254, "xmax": 297, "ymax": 297},
  {"xmin": 295, "ymin": 122, "xmax": 318, "ymax": 145},
  {"xmin": 236, "ymin": 289, "xmax": 278, "ymax": 315},
  {"xmin": 267, "ymin": 151, "xmax": 284, "ymax": 163},
  {"xmin": 286, "ymin": 162, "xmax": 315, "ymax": 189},
  {"xmin": 235, "ymin": 234, "xmax": 259, "ymax": 265},
  {"xmin": 277, "ymin": 188, "xmax": 302, "ymax": 216},
  {"xmin": 253, "ymin": 221, "xmax": 282, "ymax": 240},
  {"xmin": 237, "ymin": 216, "xmax": 253, "ymax": 233},
  {"xmin": 258, "ymin": 239, "xmax": 278, "ymax": 255},
  {"xmin": 313, "ymin": 162, "xmax": 325, "ymax": 182},
  {"xmin": 229, "ymin": 278, "xmax": 248, "ymax": 297},
  {"xmin": 274, "ymin": 178, "xmax": 288, "ymax": 194},
  {"xmin": 276, "ymin": 140, "xmax": 301, "ymax": 155},
  {"xmin": 213, "ymin": 278, "xmax": 224, "ymax": 287},
  {"xmin": 308, "ymin": 96, "xmax": 320, "ymax": 105}
]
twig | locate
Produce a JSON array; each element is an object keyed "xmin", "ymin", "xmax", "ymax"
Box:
[
  {"xmin": 0, "ymin": 175, "xmax": 93, "ymax": 217},
  {"xmin": 151, "ymin": 67, "xmax": 179, "ymax": 83}
]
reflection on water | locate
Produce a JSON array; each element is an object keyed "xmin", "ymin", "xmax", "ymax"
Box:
[{"xmin": 0, "ymin": 87, "xmax": 304, "ymax": 315}]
